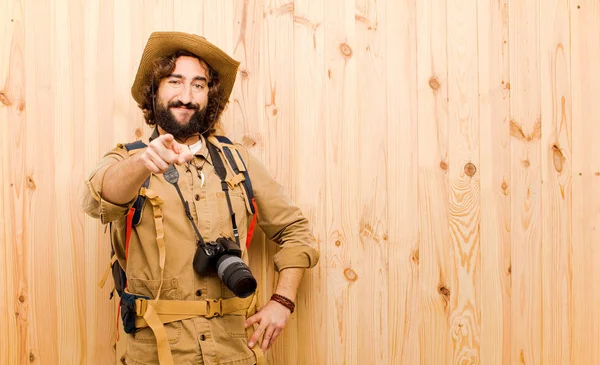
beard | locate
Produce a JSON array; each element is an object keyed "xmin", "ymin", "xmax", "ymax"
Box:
[{"xmin": 154, "ymin": 100, "xmax": 208, "ymax": 140}]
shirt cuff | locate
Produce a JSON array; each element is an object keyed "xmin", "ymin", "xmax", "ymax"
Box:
[{"xmin": 273, "ymin": 245, "xmax": 320, "ymax": 272}]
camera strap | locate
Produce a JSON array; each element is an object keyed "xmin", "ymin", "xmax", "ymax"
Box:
[
  {"xmin": 163, "ymin": 164, "xmax": 205, "ymax": 246},
  {"xmin": 207, "ymin": 142, "xmax": 241, "ymax": 248}
]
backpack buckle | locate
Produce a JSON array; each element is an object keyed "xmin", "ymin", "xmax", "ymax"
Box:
[{"xmin": 205, "ymin": 298, "xmax": 223, "ymax": 318}]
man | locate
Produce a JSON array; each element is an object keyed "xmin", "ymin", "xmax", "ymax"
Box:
[{"xmin": 82, "ymin": 31, "xmax": 319, "ymax": 365}]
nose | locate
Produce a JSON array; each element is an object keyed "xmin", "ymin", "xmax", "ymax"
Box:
[{"xmin": 177, "ymin": 84, "xmax": 193, "ymax": 104}]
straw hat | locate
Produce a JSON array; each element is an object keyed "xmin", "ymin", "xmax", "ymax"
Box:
[{"xmin": 131, "ymin": 31, "xmax": 240, "ymax": 106}]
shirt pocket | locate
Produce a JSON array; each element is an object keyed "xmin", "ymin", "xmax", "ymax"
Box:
[{"xmin": 128, "ymin": 277, "xmax": 182, "ymax": 345}]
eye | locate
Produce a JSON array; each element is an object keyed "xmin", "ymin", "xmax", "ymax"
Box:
[
  {"xmin": 168, "ymin": 79, "xmax": 181, "ymax": 85},
  {"xmin": 193, "ymin": 83, "xmax": 205, "ymax": 89}
]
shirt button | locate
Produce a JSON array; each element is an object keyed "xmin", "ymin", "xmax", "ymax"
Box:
[
  {"xmin": 199, "ymin": 334, "xmax": 206, "ymax": 341},
  {"xmin": 194, "ymin": 194, "xmax": 200, "ymax": 201},
  {"xmin": 195, "ymin": 289, "xmax": 202, "ymax": 296}
]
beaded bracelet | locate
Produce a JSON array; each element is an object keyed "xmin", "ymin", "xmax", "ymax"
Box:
[{"xmin": 270, "ymin": 293, "xmax": 295, "ymax": 313}]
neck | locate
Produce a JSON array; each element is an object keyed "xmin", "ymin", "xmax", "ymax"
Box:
[{"xmin": 157, "ymin": 126, "xmax": 201, "ymax": 146}]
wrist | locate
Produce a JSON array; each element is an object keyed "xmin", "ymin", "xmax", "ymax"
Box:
[{"xmin": 270, "ymin": 293, "xmax": 295, "ymax": 313}]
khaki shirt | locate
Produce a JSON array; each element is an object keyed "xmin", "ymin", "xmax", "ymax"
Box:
[{"xmin": 82, "ymin": 134, "xmax": 319, "ymax": 365}]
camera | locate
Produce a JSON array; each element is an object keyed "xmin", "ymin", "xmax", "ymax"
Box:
[{"xmin": 193, "ymin": 237, "xmax": 257, "ymax": 298}]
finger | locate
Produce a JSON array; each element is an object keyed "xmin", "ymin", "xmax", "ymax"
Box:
[
  {"xmin": 160, "ymin": 134, "xmax": 174, "ymax": 148},
  {"xmin": 146, "ymin": 149, "xmax": 170, "ymax": 172},
  {"xmin": 245, "ymin": 313, "xmax": 261, "ymax": 329},
  {"xmin": 142, "ymin": 158, "xmax": 161, "ymax": 174},
  {"xmin": 177, "ymin": 148, "xmax": 193, "ymax": 164},
  {"xmin": 153, "ymin": 146, "xmax": 178, "ymax": 165},
  {"xmin": 267, "ymin": 328, "xmax": 282, "ymax": 350},
  {"xmin": 248, "ymin": 322, "xmax": 267, "ymax": 349},
  {"xmin": 261, "ymin": 326, "xmax": 276, "ymax": 352}
]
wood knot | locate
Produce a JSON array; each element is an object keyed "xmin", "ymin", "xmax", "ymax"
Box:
[
  {"xmin": 26, "ymin": 176, "xmax": 36, "ymax": 191},
  {"xmin": 522, "ymin": 159, "xmax": 530, "ymax": 168},
  {"xmin": 0, "ymin": 91, "xmax": 11, "ymax": 106},
  {"xmin": 552, "ymin": 144, "xmax": 564, "ymax": 173},
  {"xmin": 577, "ymin": 5, "xmax": 581, "ymax": 8},
  {"xmin": 272, "ymin": 108, "xmax": 278, "ymax": 116},
  {"xmin": 412, "ymin": 249, "xmax": 419, "ymax": 264},
  {"xmin": 440, "ymin": 160, "xmax": 448, "ymax": 171},
  {"xmin": 19, "ymin": 295, "xmax": 25, "ymax": 303},
  {"xmin": 240, "ymin": 70, "xmax": 249, "ymax": 80},
  {"xmin": 18, "ymin": 102, "xmax": 25, "ymax": 112},
  {"xmin": 328, "ymin": 69, "xmax": 332, "ymax": 79},
  {"xmin": 595, "ymin": 172, "xmax": 600, "ymax": 176},
  {"xmin": 135, "ymin": 128, "xmax": 142, "ymax": 138},
  {"xmin": 242, "ymin": 135, "xmax": 257, "ymax": 147},
  {"xmin": 339, "ymin": 43, "xmax": 353, "ymax": 58},
  {"xmin": 505, "ymin": 82, "xmax": 511, "ymax": 90},
  {"xmin": 428, "ymin": 77, "xmax": 440, "ymax": 91},
  {"xmin": 334, "ymin": 240, "xmax": 341, "ymax": 247},
  {"xmin": 507, "ymin": 265, "xmax": 511, "ymax": 275},
  {"xmin": 344, "ymin": 268, "xmax": 358, "ymax": 282},
  {"xmin": 464, "ymin": 162, "xmax": 477, "ymax": 177},
  {"xmin": 501, "ymin": 179, "xmax": 509, "ymax": 195},
  {"xmin": 29, "ymin": 352, "xmax": 35, "ymax": 363},
  {"xmin": 438, "ymin": 285, "xmax": 450, "ymax": 297}
]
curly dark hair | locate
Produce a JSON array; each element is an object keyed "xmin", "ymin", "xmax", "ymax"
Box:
[{"xmin": 137, "ymin": 50, "xmax": 228, "ymax": 137}]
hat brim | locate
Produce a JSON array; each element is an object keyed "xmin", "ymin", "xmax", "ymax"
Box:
[{"xmin": 131, "ymin": 31, "xmax": 240, "ymax": 106}]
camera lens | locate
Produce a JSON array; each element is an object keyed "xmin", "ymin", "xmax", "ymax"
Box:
[{"xmin": 216, "ymin": 255, "xmax": 257, "ymax": 298}]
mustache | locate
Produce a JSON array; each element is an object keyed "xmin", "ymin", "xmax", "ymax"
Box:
[{"xmin": 168, "ymin": 101, "xmax": 199, "ymax": 110}]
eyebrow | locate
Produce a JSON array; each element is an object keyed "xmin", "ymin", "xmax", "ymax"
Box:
[{"xmin": 169, "ymin": 74, "xmax": 208, "ymax": 83}]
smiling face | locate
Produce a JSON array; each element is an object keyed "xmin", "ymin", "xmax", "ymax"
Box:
[{"xmin": 154, "ymin": 55, "xmax": 211, "ymax": 140}]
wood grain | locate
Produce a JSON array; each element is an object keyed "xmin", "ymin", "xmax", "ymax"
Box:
[
  {"xmin": 384, "ymin": 0, "xmax": 420, "ymax": 364},
  {"xmin": 324, "ymin": 0, "xmax": 360, "ymax": 363},
  {"xmin": 570, "ymin": 1, "xmax": 600, "ymax": 364},
  {"xmin": 354, "ymin": 0, "xmax": 389, "ymax": 363},
  {"xmin": 477, "ymin": 0, "xmax": 511, "ymax": 364},
  {"xmin": 446, "ymin": 0, "xmax": 482, "ymax": 362},
  {"xmin": 292, "ymin": 0, "xmax": 327, "ymax": 364},
  {"xmin": 509, "ymin": 0, "xmax": 543, "ymax": 363},
  {"xmin": 416, "ymin": 0, "xmax": 452, "ymax": 363},
  {"xmin": 1, "ymin": 1, "xmax": 26, "ymax": 364},
  {"xmin": 262, "ymin": 1, "xmax": 298, "ymax": 363},
  {"xmin": 540, "ymin": 0, "xmax": 573, "ymax": 363}
]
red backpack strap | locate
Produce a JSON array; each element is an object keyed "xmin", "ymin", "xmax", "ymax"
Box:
[{"xmin": 246, "ymin": 198, "xmax": 258, "ymax": 249}]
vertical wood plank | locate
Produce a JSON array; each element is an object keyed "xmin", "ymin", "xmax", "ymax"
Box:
[
  {"xmin": 1, "ymin": 1, "xmax": 27, "ymax": 364},
  {"xmin": 113, "ymin": 0, "xmax": 144, "ymax": 143},
  {"xmin": 53, "ymin": 0, "xmax": 87, "ymax": 362},
  {"xmin": 173, "ymin": 0, "xmax": 205, "ymax": 35},
  {"xmin": 354, "ymin": 0, "xmax": 389, "ymax": 363},
  {"xmin": 570, "ymin": 1, "xmax": 600, "ymax": 364},
  {"xmin": 83, "ymin": 0, "xmax": 117, "ymax": 363},
  {"xmin": 262, "ymin": 1, "xmax": 297, "ymax": 363},
  {"xmin": 384, "ymin": 0, "xmax": 420, "ymax": 364},
  {"xmin": 540, "ymin": 0, "xmax": 573, "ymax": 363},
  {"xmin": 446, "ymin": 0, "xmax": 482, "ymax": 362},
  {"xmin": 477, "ymin": 0, "xmax": 511, "ymax": 364},
  {"xmin": 23, "ymin": 0, "xmax": 59, "ymax": 363},
  {"xmin": 416, "ymin": 0, "xmax": 452, "ymax": 363},
  {"xmin": 324, "ymin": 0, "xmax": 359, "ymax": 363},
  {"xmin": 292, "ymin": 0, "xmax": 327, "ymax": 364},
  {"xmin": 230, "ymin": 1, "xmax": 269, "ymax": 333},
  {"xmin": 508, "ymin": 0, "xmax": 543, "ymax": 363}
]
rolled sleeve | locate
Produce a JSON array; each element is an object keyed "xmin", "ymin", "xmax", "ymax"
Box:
[
  {"xmin": 81, "ymin": 145, "xmax": 136, "ymax": 224},
  {"xmin": 243, "ymin": 147, "xmax": 320, "ymax": 272}
]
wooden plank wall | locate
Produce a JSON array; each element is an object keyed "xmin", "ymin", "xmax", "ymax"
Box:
[{"xmin": 1, "ymin": 0, "xmax": 599, "ymax": 364}]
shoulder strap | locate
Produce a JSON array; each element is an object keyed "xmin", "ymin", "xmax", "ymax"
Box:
[
  {"xmin": 214, "ymin": 136, "xmax": 256, "ymax": 215},
  {"xmin": 124, "ymin": 141, "xmax": 151, "ymax": 226},
  {"xmin": 210, "ymin": 137, "xmax": 259, "ymax": 249}
]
